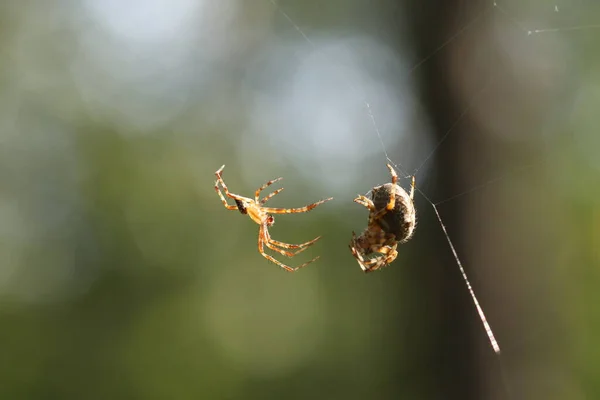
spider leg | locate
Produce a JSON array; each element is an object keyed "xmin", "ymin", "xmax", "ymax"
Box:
[
  {"xmin": 264, "ymin": 241, "xmax": 311, "ymax": 258},
  {"xmin": 354, "ymin": 244, "xmax": 397, "ymax": 273},
  {"xmin": 372, "ymin": 169, "xmax": 415, "ymax": 226},
  {"xmin": 262, "ymin": 225, "xmax": 319, "ymax": 258},
  {"xmin": 254, "ymin": 177, "xmax": 283, "ymax": 202},
  {"xmin": 215, "ymin": 165, "xmax": 248, "ymax": 200},
  {"xmin": 267, "ymin": 237, "xmax": 321, "ymax": 257},
  {"xmin": 355, "ymin": 164, "xmax": 400, "ymax": 222},
  {"xmin": 258, "ymin": 224, "xmax": 320, "ymax": 272},
  {"xmin": 349, "ymin": 231, "xmax": 372, "ymax": 272},
  {"xmin": 353, "ymin": 195, "xmax": 375, "ymax": 210},
  {"xmin": 260, "ymin": 188, "xmax": 284, "ymax": 204},
  {"xmin": 214, "ymin": 165, "xmax": 245, "ymax": 199},
  {"xmin": 262, "ymin": 197, "xmax": 333, "ymax": 214},
  {"xmin": 214, "ymin": 181, "xmax": 239, "ymax": 210},
  {"xmin": 363, "ymin": 243, "xmax": 398, "ymax": 273},
  {"xmin": 349, "ymin": 245, "xmax": 371, "ymax": 272},
  {"xmin": 369, "ymin": 202, "xmax": 392, "ymax": 224},
  {"xmin": 349, "ymin": 231, "xmax": 398, "ymax": 273},
  {"xmin": 385, "ymin": 164, "xmax": 397, "ymax": 212},
  {"xmin": 214, "ymin": 165, "xmax": 251, "ymax": 210},
  {"xmin": 370, "ymin": 196, "xmax": 395, "ymax": 223},
  {"xmin": 269, "ymin": 235, "xmax": 321, "ymax": 249},
  {"xmin": 386, "ymin": 163, "xmax": 398, "ymax": 186}
]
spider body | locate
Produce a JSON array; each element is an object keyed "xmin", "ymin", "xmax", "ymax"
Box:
[
  {"xmin": 214, "ymin": 165, "xmax": 332, "ymax": 272},
  {"xmin": 349, "ymin": 164, "xmax": 416, "ymax": 273}
]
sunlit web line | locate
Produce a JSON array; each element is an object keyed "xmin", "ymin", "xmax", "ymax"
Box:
[
  {"xmin": 529, "ymin": 24, "xmax": 600, "ymax": 34},
  {"xmin": 268, "ymin": 0, "xmax": 502, "ymax": 355},
  {"xmin": 381, "ymin": 157, "xmax": 502, "ymax": 354},
  {"xmin": 493, "ymin": 1, "xmax": 600, "ymax": 36}
]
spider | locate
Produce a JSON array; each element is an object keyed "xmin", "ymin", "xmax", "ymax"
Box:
[
  {"xmin": 349, "ymin": 164, "xmax": 416, "ymax": 273},
  {"xmin": 214, "ymin": 165, "xmax": 333, "ymax": 272}
]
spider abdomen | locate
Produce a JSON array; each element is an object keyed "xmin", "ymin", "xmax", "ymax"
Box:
[{"xmin": 371, "ymin": 183, "xmax": 416, "ymax": 243}]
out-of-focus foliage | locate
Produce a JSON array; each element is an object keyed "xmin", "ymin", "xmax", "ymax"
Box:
[{"xmin": 0, "ymin": 0, "xmax": 599, "ymax": 399}]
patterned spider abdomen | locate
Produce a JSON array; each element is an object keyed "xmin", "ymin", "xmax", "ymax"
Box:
[{"xmin": 370, "ymin": 183, "xmax": 416, "ymax": 243}]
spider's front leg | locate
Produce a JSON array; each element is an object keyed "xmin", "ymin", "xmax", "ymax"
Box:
[
  {"xmin": 385, "ymin": 164, "xmax": 398, "ymax": 205},
  {"xmin": 371, "ymin": 164, "xmax": 399, "ymax": 221},
  {"xmin": 214, "ymin": 165, "xmax": 248, "ymax": 210},
  {"xmin": 214, "ymin": 187, "xmax": 238, "ymax": 210},
  {"xmin": 353, "ymin": 195, "xmax": 375, "ymax": 211}
]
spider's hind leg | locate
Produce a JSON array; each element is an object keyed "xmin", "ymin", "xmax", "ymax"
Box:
[
  {"xmin": 263, "ymin": 226, "xmax": 321, "ymax": 258},
  {"xmin": 258, "ymin": 225, "xmax": 321, "ymax": 272},
  {"xmin": 264, "ymin": 240, "xmax": 311, "ymax": 258}
]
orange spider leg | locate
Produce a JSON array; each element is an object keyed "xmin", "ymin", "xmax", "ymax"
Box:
[
  {"xmin": 362, "ymin": 251, "xmax": 398, "ymax": 273},
  {"xmin": 385, "ymin": 163, "xmax": 398, "ymax": 210},
  {"xmin": 269, "ymin": 235, "xmax": 321, "ymax": 250},
  {"xmin": 349, "ymin": 243, "xmax": 371, "ymax": 273},
  {"xmin": 264, "ymin": 241, "xmax": 311, "ymax": 258},
  {"xmin": 263, "ymin": 228, "xmax": 321, "ymax": 258},
  {"xmin": 214, "ymin": 165, "xmax": 248, "ymax": 209},
  {"xmin": 370, "ymin": 164, "xmax": 398, "ymax": 221},
  {"xmin": 350, "ymin": 237, "xmax": 398, "ymax": 273},
  {"xmin": 260, "ymin": 188, "xmax": 285, "ymax": 204},
  {"xmin": 265, "ymin": 229, "xmax": 321, "ymax": 257},
  {"xmin": 254, "ymin": 177, "xmax": 283, "ymax": 202},
  {"xmin": 363, "ymin": 242, "xmax": 398, "ymax": 273},
  {"xmin": 262, "ymin": 197, "xmax": 333, "ymax": 214},
  {"xmin": 353, "ymin": 195, "xmax": 375, "ymax": 210},
  {"xmin": 351, "ymin": 248, "xmax": 377, "ymax": 272},
  {"xmin": 214, "ymin": 181, "xmax": 241, "ymax": 210},
  {"xmin": 258, "ymin": 225, "xmax": 319, "ymax": 272},
  {"xmin": 349, "ymin": 231, "xmax": 371, "ymax": 272}
]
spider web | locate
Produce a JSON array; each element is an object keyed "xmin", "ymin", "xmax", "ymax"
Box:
[{"xmin": 266, "ymin": 0, "xmax": 600, "ymax": 397}]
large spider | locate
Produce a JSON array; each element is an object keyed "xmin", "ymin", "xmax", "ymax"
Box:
[
  {"xmin": 214, "ymin": 165, "xmax": 333, "ymax": 272},
  {"xmin": 349, "ymin": 164, "xmax": 416, "ymax": 273}
]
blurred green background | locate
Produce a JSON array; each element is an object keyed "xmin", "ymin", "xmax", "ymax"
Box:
[{"xmin": 0, "ymin": 0, "xmax": 599, "ymax": 399}]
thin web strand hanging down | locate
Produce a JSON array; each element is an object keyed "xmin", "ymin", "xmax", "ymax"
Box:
[
  {"xmin": 370, "ymin": 107, "xmax": 502, "ymax": 354},
  {"xmin": 268, "ymin": 0, "xmax": 600, "ymax": 358}
]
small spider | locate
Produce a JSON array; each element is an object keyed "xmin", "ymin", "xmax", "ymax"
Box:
[
  {"xmin": 214, "ymin": 165, "xmax": 333, "ymax": 272},
  {"xmin": 349, "ymin": 164, "xmax": 416, "ymax": 273}
]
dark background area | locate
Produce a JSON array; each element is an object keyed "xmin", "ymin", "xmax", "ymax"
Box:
[{"xmin": 0, "ymin": 0, "xmax": 598, "ymax": 399}]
